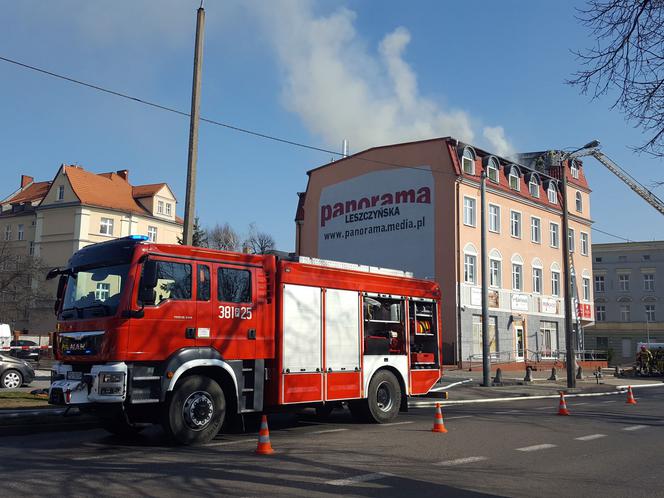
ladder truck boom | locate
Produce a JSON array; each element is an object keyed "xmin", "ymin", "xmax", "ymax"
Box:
[{"xmin": 570, "ymin": 146, "xmax": 664, "ymax": 216}]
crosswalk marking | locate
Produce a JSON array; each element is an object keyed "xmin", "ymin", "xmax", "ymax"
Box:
[
  {"xmin": 622, "ymin": 425, "xmax": 647, "ymax": 431},
  {"xmin": 327, "ymin": 472, "xmax": 393, "ymax": 486},
  {"xmin": 435, "ymin": 456, "xmax": 487, "ymax": 466},
  {"xmin": 312, "ymin": 428, "xmax": 349, "ymax": 434},
  {"xmin": 516, "ymin": 444, "xmax": 557, "ymax": 452},
  {"xmin": 575, "ymin": 434, "xmax": 607, "ymax": 441}
]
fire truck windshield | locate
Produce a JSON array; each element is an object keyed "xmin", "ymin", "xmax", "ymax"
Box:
[{"xmin": 60, "ymin": 264, "xmax": 130, "ymax": 320}]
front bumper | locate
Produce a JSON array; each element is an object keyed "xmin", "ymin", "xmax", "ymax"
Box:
[{"xmin": 49, "ymin": 362, "xmax": 127, "ymax": 405}]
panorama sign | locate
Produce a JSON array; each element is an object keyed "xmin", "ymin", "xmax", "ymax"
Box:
[{"xmin": 318, "ymin": 167, "xmax": 435, "ymax": 278}]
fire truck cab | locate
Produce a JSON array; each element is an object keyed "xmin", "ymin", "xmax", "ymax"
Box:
[{"xmin": 48, "ymin": 236, "xmax": 442, "ymax": 444}]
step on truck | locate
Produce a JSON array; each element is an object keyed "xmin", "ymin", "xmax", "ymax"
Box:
[{"xmin": 47, "ymin": 236, "xmax": 443, "ymax": 444}]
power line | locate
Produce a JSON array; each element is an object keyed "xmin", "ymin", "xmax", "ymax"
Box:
[
  {"xmin": 591, "ymin": 226, "xmax": 632, "ymax": 242},
  {"xmin": 0, "ymin": 54, "xmax": 448, "ymax": 177}
]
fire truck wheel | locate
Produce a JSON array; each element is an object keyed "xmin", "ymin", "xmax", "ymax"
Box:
[
  {"xmin": 163, "ymin": 375, "xmax": 226, "ymax": 445},
  {"xmin": 366, "ymin": 370, "xmax": 401, "ymax": 423}
]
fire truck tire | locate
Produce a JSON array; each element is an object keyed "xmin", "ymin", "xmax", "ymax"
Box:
[
  {"xmin": 163, "ymin": 375, "xmax": 226, "ymax": 445},
  {"xmin": 351, "ymin": 370, "xmax": 401, "ymax": 424}
]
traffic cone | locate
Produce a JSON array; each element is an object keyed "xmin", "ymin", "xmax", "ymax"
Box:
[
  {"xmin": 557, "ymin": 392, "xmax": 570, "ymax": 416},
  {"xmin": 432, "ymin": 403, "xmax": 448, "ymax": 433},
  {"xmin": 626, "ymin": 386, "xmax": 637, "ymax": 405},
  {"xmin": 255, "ymin": 415, "xmax": 274, "ymax": 455}
]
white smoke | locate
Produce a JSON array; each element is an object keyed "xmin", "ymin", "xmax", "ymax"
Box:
[
  {"xmin": 483, "ymin": 126, "xmax": 515, "ymax": 158},
  {"xmin": 250, "ymin": 0, "xmax": 513, "ymax": 154}
]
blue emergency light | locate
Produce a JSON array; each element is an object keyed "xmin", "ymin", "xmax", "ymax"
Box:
[{"xmin": 127, "ymin": 235, "xmax": 149, "ymax": 241}]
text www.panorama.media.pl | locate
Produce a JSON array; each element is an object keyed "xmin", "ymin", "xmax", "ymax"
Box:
[{"xmin": 323, "ymin": 216, "xmax": 426, "ymax": 240}]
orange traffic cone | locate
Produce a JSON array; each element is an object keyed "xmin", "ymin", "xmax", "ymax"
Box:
[
  {"xmin": 432, "ymin": 403, "xmax": 448, "ymax": 433},
  {"xmin": 557, "ymin": 392, "xmax": 570, "ymax": 416},
  {"xmin": 255, "ymin": 415, "xmax": 275, "ymax": 455},
  {"xmin": 626, "ymin": 386, "xmax": 637, "ymax": 405}
]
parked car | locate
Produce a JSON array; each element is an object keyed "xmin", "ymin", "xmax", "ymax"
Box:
[
  {"xmin": 0, "ymin": 354, "xmax": 35, "ymax": 388},
  {"xmin": 9, "ymin": 339, "xmax": 40, "ymax": 361}
]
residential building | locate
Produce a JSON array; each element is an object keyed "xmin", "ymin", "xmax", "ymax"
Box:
[
  {"xmin": 586, "ymin": 241, "xmax": 664, "ymax": 365},
  {"xmin": 0, "ymin": 165, "xmax": 182, "ymax": 333},
  {"xmin": 294, "ymin": 138, "xmax": 594, "ymax": 365}
]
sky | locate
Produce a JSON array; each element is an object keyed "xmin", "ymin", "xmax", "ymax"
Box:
[{"xmin": 1, "ymin": 0, "xmax": 663, "ymax": 251}]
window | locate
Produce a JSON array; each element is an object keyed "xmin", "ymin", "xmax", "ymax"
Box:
[
  {"xmin": 489, "ymin": 258, "xmax": 502, "ymax": 288},
  {"xmin": 530, "ymin": 217, "xmax": 541, "ymax": 243},
  {"xmin": 619, "ymin": 274, "xmax": 630, "ymax": 291},
  {"xmin": 580, "ymin": 232, "xmax": 589, "ymax": 255},
  {"xmin": 529, "ymin": 177, "xmax": 539, "ymax": 197},
  {"xmin": 594, "ymin": 275, "xmax": 605, "ymax": 292},
  {"xmin": 618, "ymin": 255, "xmax": 627, "ymax": 262},
  {"xmin": 642, "ymin": 254, "xmax": 651, "ymax": 261},
  {"xmin": 487, "ymin": 159, "xmax": 499, "ymax": 182},
  {"xmin": 198, "ymin": 265, "xmax": 210, "ymax": 301},
  {"xmin": 532, "ymin": 267, "xmax": 542, "ymax": 294},
  {"xmin": 165, "ymin": 203, "xmax": 172, "ymax": 216},
  {"xmin": 568, "ymin": 228, "xmax": 575, "ymax": 252},
  {"xmin": 488, "ymin": 204, "xmax": 500, "ymax": 233},
  {"xmin": 541, "ymin": 321, "xmax": 558, "ymax": 357},
  {"xmin": 29, "ymin": 242, "xmax": 35, "ymax": 256},
  {"xmin": 595, "ymin": 257, "xmax": 602, "ymax": 263},
  {"xmin": 551, "ymin": 271, "xmax": 560, "ymax": 296},
  {"xmin": 463, "ymin": 196, "xmax": 476, "ymax": 227},
  {"xmin": 510, "ymin": 211, "xmax": 521, "ymax": 238},
  {"xmin": 645, "ymin": 304, "xmax": 656, "ymax": 322},
  {"xmin": 596, "ymin": 305, "xmax": 606, "ymax": 322},
  {"xmin": 4, "ymin": 225, "xmax": 11, "ymax": 241},
  {"xmin": 57, "ymin": 185, "xmax": 65, "ymax": 201},
  {"xmin": 99, "ymin": 218, "xmax": 114, "ymax": 235},
  {"xmin": 596, "ymin": 336, "xmax": 608, "ymax": 349},
  {"xmin": 464, "ymin": 254, "xmax": 476, "ymax": 284},
  {"xmin": 157, "ymin": 200, "xmax": 164, "ymax": 214},
  {"xmin": 549, "ymin": 222, "xmax": 559, "ymax": 248},
  {"xmin": 620, "ymin": 304, "xmax": 631, "ymax": 322},
  {"xmin": 508, "ymin": 167, "xmax": 520, "ymax": 191},
  {"xmin": 148, "ymin": 261, "xmax": 192, "ymax": 303},
  {"xmin": 512, "ymin": 263, "xmax": 523, "ymax": 291},
  {"xmin": 218, "ymin": 268, "xmax": 252, "ymax": 303},
  {"xmin": 147, "ymin": 226, "xmax": 158, "ymax": 242},
  {"xmin": 95, "ymin": 282, "xmax": 110, "ymax": 301},
  {"xmin": 17, "ymin": 224, "xmax": 24, "ymax": 241},
  {"xmin": 583, "ymin": 277, "xmax": 590, "ymax": 301},
  {"xmin": 548, "ymin": 183, "xmax": 557, "ymax": 203},
  {"xmin": 575, "ymin": 191, "xmax": 583, "ymax": 212},
  {"xmin": 462, "ymin": 148, "xmax": 475, "ymax": 174},
  {"xmin": 471, "ymin": 315, "xmax": 498, "ymax": 355},
  {"xmin": 644, "ymin": 273, "xmax": 655, "ymax": 291},
  {"xmin": 570, "ymin": 160, "xmax": 579, "ymax": 179}
]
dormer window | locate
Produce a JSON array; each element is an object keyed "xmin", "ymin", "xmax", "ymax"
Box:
[
  {"xmin": 548, "ymin": 183, "xmax": 557, "ymax": 203},
  {"xmin": 570, "ymin": 160, "xmax": 579, "ymax": 179},
  {"xmin": 508, "ymin": 167, "xmax": 520, "ymax": 191},
  {"xmin": 157, "ymin": 200, "xmax": 164, "ymax": 214},
  {"xmin": 529, "ymin": 176, "xmax": 539, "ymax": 198},
  {"xmin": 487, "ymin": 158, "xmax": 499, "ymax": 183},
  {"xmin": 165, "ymin": 203, "xmax": 172, "ymax": 216},
  {"xmin": 461, "ymin": 147, "xmax": 475, "ymax": 175},
  {"xmin": 57, "ymin": 185, "xmax": 65, "ymax": 201}
]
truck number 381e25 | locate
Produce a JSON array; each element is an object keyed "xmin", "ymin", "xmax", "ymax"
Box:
[{"xmin": 218, "ymin": 305, "xmax": 252, "ymax": 320}]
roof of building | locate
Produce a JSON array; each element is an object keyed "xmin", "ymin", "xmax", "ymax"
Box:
[
  {"xmin": 5, "ymin": 181, "xmax": 52, "ymax": 205},
  {"xmin": 132, "ymin": 183, "xmax": 168, "ymax": 198}
]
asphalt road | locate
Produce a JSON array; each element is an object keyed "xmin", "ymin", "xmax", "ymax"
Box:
[{"xmin": 1, "ymin": 387, "xmax": 663, "ymax": 498}]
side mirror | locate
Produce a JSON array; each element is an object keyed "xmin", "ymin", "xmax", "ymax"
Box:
[
  {"xmin": 142, "ymin": 260, "xmax": 158, "ymax": 289},
  {"xmin": 53, "ymin": 275, "xmax": 67, "ymax": 316},
  {"xmin": 46, "ymin": 267, "xmax": 62, "ymax": 281}
]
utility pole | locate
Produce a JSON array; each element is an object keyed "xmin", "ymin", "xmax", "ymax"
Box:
[
  {"xmin": 480, "ymin": 171, "xmax": 491, "ymax": 386},
  {"xmin": 183, "ymin": 5, "xmax": 205, "ymax": 245},
  {"xmin": 561, "ymin": 161, "xmax": 576, "ymax": 388}
]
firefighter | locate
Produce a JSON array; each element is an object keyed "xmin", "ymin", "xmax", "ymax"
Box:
[{"xmin": 636, "ymin": 345, "xmax": 653, "ymax": 375}]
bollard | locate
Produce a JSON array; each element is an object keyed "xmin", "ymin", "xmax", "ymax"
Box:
[
  {"xmin": 524, "ymin": 366, "xmax": 533, "ymax": 382},
  {"xmin": 614, "ymin": 366, "xmax": 620, "ymax": 378},
  {"xmin": 548, "ymin": 367, "xmax": 558, "ymax": 381},
  {"xmin": 492, "ymin": 368, "xmax": 503, "ymax": 386},
  {"xmin": 576, "ymin": 365, "xmax": 583, "ymax": 380}
]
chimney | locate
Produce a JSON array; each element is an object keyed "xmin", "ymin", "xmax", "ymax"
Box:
[
  {"xmin": 21, "ymin": 175, "xmax": 34, "ymax": 188},
  {"xmin": 116, "ymin": 170, "xmax": 129, "ymax": 181}
]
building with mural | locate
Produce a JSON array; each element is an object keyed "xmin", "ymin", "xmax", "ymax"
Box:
[
  {"xmin": 585, "ymin": 241, "xmax": 664, "ymax": 365},
  {"xmin": 295, "ymin": 138, "xmax": 594, "ymax": 365},
  {"xmin": 0, "ymin": 165, "xmax": 182, "ymax": 334}
]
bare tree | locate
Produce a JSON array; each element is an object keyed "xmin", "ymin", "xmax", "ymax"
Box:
[
  {"xmin": 207, "ymin": 223, "xmax": 241, "ymax": 252},
  {"xmin": 245, "ymin": 223, "xmax": 276, "ymax": 255},
  {"xmin": 569, "ymin": 0, "xmax": 664, "ymax": 157},
  {"xmin": 0, "ymin": 241, "xmax": 51, "ymax": 330}
]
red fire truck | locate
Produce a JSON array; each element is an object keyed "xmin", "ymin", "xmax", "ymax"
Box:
[{"xmin": 48, "ymin": 236, "xmax": 442, "ymax": 444}]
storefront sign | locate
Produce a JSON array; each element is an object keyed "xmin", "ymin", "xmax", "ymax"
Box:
[
  {"xmin": 317, "ymin": 167, "xmax": 435, "ymax": 278},
  {"xmin": 471, "ymin": 287, "xmax": 481, "ymax": 306},
  {"xmin": 488, "ymin": 290, "xmax": 499, "ymax": 308},
  {"xmin": 576, "ymin": 303, "xmax": 592, "ymax": 319},
  {"xmin": 540, "ymin": 297, "xmax": 557, "ymax": 314},
  {"xmin": 511, "ymin": 293, "xmax": 529, "ymax": 311}
]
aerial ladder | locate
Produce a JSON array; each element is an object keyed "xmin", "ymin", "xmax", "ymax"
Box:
[{"xmin": 568, "ymin": 142, "xmax": 664, "ymax": 216}]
